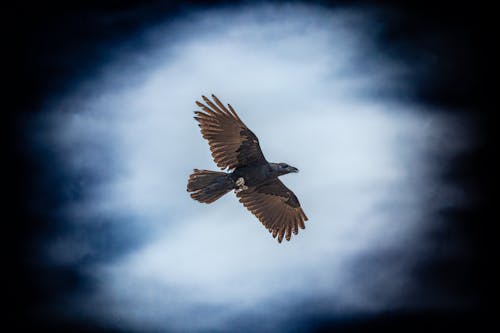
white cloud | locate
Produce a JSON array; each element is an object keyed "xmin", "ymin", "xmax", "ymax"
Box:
[{"xmin": 39, "ymin": 3, "xmax": 471, "ymax": 332}]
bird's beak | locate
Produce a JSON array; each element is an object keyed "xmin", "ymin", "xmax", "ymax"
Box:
[{"xmin": 290, "ymin": 166, "xmax": 299, "ymax": 173}]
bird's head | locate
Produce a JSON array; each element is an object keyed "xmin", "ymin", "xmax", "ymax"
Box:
[{"xmin": 271, "ymin": 162, "xmax": 299, "ymax": 176}]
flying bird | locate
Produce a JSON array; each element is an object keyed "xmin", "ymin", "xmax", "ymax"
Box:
[{"xmin": 187, "ymin": 95, "xmax": 308, "ymax": 243}]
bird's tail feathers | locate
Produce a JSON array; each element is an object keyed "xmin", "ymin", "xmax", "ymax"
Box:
[{"xmin": 187, "ymin": 169, "xmax": 234, "ymax": 203}]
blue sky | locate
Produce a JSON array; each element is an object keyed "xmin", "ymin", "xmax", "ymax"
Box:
[{"xmin": 34, "ymin": 3, "xmax": 472, "ymax": 332}]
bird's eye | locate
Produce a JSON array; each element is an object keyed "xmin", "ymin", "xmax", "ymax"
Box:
[{"xmin": 281, "ymin": 164, "xmax": 288, "ymax": 168}]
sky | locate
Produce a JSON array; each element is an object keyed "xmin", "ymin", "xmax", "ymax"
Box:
[{"xmin": 12, "ymin": 1, "xmax": 491, "ymax": 332}]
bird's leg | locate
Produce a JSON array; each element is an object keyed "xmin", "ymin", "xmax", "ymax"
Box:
[{"xmin": 235, "ymin": 177, "xmax": 248, "ymax": 192}]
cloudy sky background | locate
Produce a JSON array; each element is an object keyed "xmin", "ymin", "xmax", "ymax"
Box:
[{"xmin": 27, "ymin": 3, "xmax": 474, "ymax": 332}]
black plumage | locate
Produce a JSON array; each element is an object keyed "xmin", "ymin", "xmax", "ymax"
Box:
[{"xmin": 187, "ymin": 95, "xmax": 308, "ymax": 243}]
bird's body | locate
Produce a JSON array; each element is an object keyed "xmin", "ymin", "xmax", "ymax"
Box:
[
  {"xmin": 187, "ymin": 95, "xmax": 308, "ymax": 243},
  {"xmin": 231, "ymin": 164, "xmax": 271, "ymax": 187}
]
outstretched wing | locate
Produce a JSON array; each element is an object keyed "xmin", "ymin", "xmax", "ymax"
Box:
[
  {"xmin": 194, "ymin": 95, "xmax": 266, "ymax": 170},
  {"xmin": 236, "ymin": 179, "xmax": 308, "ymax": 243}
]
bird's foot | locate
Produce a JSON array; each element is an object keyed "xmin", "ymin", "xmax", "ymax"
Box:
[
  {"xmin": 236, "ymin": 177, "xmax": 245, "ymax": 187},
  {"xmin": 235, "ymin": 177, "xmax": 248, "ymax": 192}
]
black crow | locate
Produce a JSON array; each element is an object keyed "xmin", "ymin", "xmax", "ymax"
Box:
[{"xmin": 187, "ymin": 95, "xmax": 308, "ymax": 243}]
